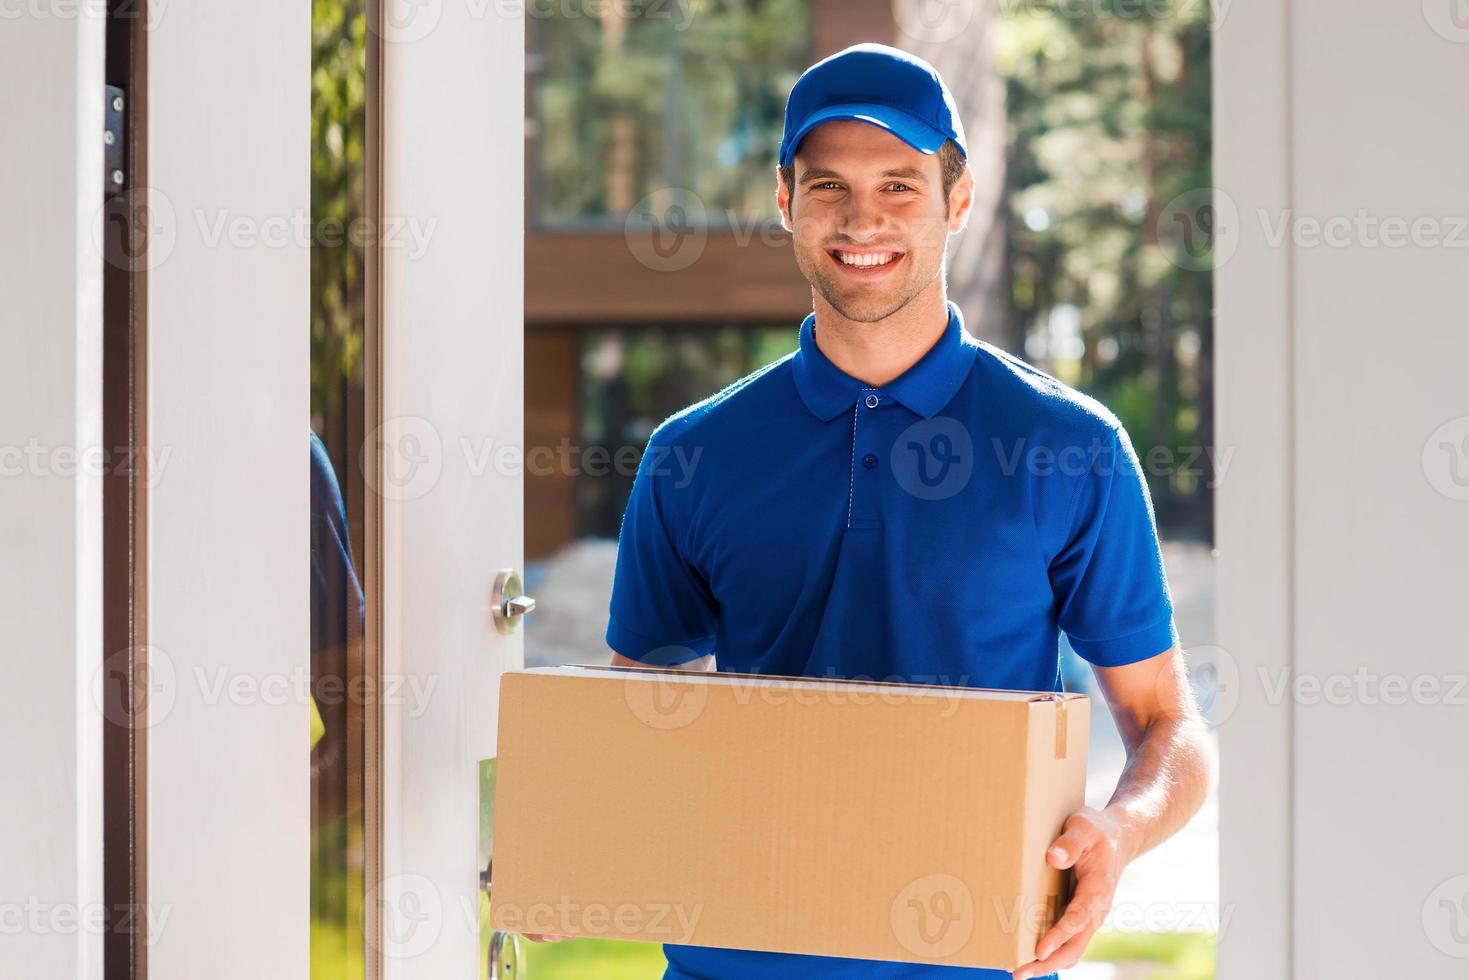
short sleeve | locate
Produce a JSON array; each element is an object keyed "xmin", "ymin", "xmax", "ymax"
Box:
[
  {"xmin": 605, "ymin": 436, "xmax": 719, "ymax": 665},
  {"xmin": 1050, "ymin": 425, "xmax": 1179, "ymax": 667},
  {"xmin": 310, "ymin": 432, "xmax": 364, "ymax": 656}
]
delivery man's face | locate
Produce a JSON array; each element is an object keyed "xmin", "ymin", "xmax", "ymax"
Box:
[{"xmin": 779, "ymin": 120, "xmax": 970, "ymax": 323}]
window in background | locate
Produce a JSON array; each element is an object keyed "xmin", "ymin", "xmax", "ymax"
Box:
[{"xmin": 529, "ymin": 0, "xmax": 810, "ymax": 229}]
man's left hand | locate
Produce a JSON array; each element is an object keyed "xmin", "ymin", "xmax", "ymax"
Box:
[{"xmin": 1011, "ymin": 804, "xmax": 1129, "ymax": 980}]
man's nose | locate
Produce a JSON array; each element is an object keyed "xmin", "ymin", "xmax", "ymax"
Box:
[{"xmin": 838, "ymin": 194, "xmax": 890, "ymax": 242}]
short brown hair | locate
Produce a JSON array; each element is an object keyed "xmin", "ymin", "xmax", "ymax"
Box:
[{"xmin": 779, "ymin": 139, "xmax": 969, "ymax": 214}]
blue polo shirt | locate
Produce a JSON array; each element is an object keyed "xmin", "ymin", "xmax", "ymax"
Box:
[{"xmin": 605, "ymin": 301, "xmax": 1177, "ymax": 980}]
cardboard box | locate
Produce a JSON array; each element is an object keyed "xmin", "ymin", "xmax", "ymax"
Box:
[{"xmin": 490, "ymin": 665, "xmax": 1089, "ymax": 971}]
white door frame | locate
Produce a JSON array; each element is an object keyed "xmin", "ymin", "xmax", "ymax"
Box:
[
  {"xmin": 1213, "ymin": 1, "xmax": 1293, "ymax": 975},
  {"xmin": 145, "ymin": 1, "xmax": 310, "ymax": 976},
  {"xmin": 374, "ymin": 1, "xmax": 526, "ymax": 977},
  {"xmin": 0, "ymin": 11, "xmax": 107, "ymax": 980}
]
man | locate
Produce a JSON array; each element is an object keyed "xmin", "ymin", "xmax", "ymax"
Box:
[{"xmin": 593, "ymin": 43, "xmax": 1212, "ymax": 980}]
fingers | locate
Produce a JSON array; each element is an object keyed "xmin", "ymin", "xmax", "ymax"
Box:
[
  {"xmin": 1013, "ymin": 927, "xmax": 1092, "ymax": 979},
  {"xmin": 521, "ymin": 933, "xmax": 567, "ymax": 943},
  {"xmin": 1035, "ymin": 865, "xmax": 1113, "ymax": 960},
  {"xmin": 1046, "ymin": 812, "xmax": 1101, "ymax": 871}
]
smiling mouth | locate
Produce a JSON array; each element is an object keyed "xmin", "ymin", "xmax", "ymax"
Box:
[{"xmin": 827, "ymin": 248, "xmax": 906, "ymax": 274}]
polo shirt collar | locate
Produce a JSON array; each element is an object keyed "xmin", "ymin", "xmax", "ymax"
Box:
[{"xmin": 792, "ymin": 301, "xmax": 977, "ymax": 421}]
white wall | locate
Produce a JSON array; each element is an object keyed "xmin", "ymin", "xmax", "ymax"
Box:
[
  {"xmin": 1218, "ymin": 3, "xmax": 1469, "ymax": 977},
  {"xmin": 0, "ymin": 11, "xmax": 106, "ymax": 980}
]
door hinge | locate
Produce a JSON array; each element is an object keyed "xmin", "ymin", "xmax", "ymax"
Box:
[{"xmin": 105, "ymin": 85, "xmax": 126, "ymax": 197}]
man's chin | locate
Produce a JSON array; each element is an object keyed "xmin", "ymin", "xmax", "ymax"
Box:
[{"xmin": 818, "ymin": 287, "xmax": 912, "ymax": 325}]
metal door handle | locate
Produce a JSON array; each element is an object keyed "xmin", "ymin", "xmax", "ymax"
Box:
[{"xmin": 491, "ymin": 569, "xmax": 536, "ymax": 634}]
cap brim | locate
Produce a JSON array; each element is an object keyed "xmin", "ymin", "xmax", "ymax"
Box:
[{"xmin": 780, "ymin": 102, "xmax": 949, "ymax": 168}]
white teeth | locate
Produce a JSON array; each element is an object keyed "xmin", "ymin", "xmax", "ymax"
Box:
[{"xmin": 836, "ymin": 251, "xmax": 897, "ymax": 268}]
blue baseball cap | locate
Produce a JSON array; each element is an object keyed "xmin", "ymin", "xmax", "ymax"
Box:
[{"xmin": 777, "ymin": 43, "xmax": 968, "ymax": 170}]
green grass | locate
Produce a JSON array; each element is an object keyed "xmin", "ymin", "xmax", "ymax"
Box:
[
  {"xmin": 522, "ymin": 937, "xmax": 671, "ymax": 979},
  {"xmin": 1084, "ymin": 930, "xmax": 1216, "ymax": 980}
]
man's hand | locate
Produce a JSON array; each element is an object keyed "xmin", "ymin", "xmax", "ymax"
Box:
[
  {"xmin": 1014, "ymin": 646, "xmax": 1215, "ymax": 979},
  {"xmin": 522, "ymin": 934, "xmax": 567, "ymax": 943},
  {"xmin": 1012, "ymin": 804, "xmax": 1131, "ymax": 979}
]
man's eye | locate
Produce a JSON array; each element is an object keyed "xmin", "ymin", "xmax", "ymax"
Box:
[
  {"xmin": 887, "ymin": 183, "xmax": 913, "ymax": 192},
  {"xmin": 814, "ymin": 182, "xmax": 842, "ymax": 191}
]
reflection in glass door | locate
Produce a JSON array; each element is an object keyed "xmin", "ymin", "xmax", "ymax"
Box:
[{"xmin": 310, "ymin": 0, "xmax": 370, "ymax": 974}]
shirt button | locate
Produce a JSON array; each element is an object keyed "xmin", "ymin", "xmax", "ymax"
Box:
[
  {"xmin": 862, "ymin": 453, "xmax": 878, "ymax": 469},
  {"xmin": 864, "ymin": 394, "xmax": 880, "ymax": 409}
]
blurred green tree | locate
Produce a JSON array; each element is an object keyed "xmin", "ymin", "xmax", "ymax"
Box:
[{"xmin": 1001, "ymin": 4, "xmax": 1214, "ymax": 540}]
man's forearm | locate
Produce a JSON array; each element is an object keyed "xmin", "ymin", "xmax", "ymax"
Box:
[{"xmin": 1104, "ymin": 712, "xmax": 1214, "ymax": 865}]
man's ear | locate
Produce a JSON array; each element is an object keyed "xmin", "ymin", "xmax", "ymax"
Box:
[
  {"xmin": 947, "ymin": 166, "xmax": 976, "ymax": 235},
  {"xmin": 776, "ymin": 166, "xmax": 793, "ymax": 234}
]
